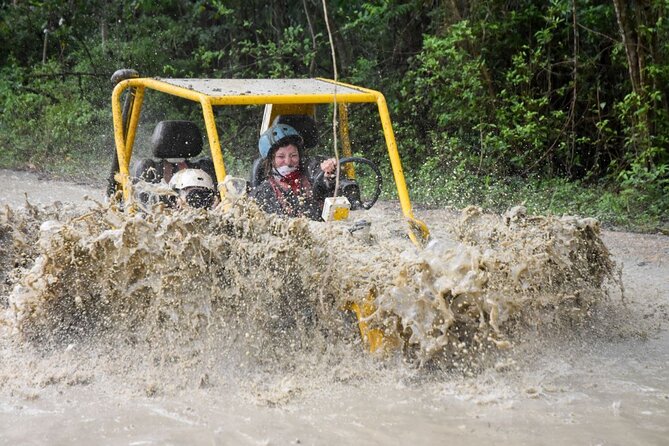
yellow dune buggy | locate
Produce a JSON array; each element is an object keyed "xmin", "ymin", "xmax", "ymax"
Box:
[{"xmin": 107, "ymin": 69, "xmax": 430, "ymax": 352}]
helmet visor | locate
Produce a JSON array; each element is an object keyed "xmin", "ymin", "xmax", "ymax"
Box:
[{"xmin": 184, "ymin": 188, "xmax": 215, "ymax": 209}]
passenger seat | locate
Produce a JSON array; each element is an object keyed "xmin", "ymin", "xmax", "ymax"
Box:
[{"xmin": 132, "ymin": 120, "xmax": 216, "ymax": 185}]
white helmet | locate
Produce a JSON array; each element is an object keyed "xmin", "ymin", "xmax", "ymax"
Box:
[{"xmin": 169, "ymin": 169, "xmax": 215, "ymax": 191}]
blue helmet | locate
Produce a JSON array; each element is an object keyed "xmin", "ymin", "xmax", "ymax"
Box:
[{"xmin": 258, "ymin": 124, "xmax": 303, "ymax": 159}]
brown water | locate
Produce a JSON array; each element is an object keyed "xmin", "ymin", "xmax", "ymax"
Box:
[{"xmin": 1, "ymin": 168, "xmax": 668, "ymax": 445}]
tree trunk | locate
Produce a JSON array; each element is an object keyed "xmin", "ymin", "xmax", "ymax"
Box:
[
  {"xmin": 442, "ymin": 0, "xmax": 496, "ymax": 99},
  {"xmin": 302, "ymin": 0, "xmax": 317, "ymax": 75},
  {"xmin": 42, "ymin": 30, "xmax": 48, "ymax": 64},
  {"xmin": 612, "ymin": 0, "xmax": 654, "ymax": 160},
  {"xmin": 101, "ymin": 19, "xmax": 108, "ymax": 47},
  {"xmin": 569, "ymin": 0, "xmax": 579, "ymax": 175},
  {"xmin": 612, "ymin": 0, "xmax": 642, "ymax": 95}
]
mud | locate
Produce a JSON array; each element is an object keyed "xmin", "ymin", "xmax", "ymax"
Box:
[{"xmin": 0, "ymin": 169, "xmax": 667, "ymax": 445}]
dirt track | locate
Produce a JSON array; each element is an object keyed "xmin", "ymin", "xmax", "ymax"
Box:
[{"xmin": 1, "ymin": 168, "xmax": 668, "ymax": 445}]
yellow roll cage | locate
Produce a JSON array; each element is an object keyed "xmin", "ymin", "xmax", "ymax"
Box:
[{"xmin": 112, "ymin": 77, "xmax": 429, "ymax": 247}]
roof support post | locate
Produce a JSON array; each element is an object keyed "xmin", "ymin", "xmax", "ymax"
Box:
[{"xmin": 200, "ymin": 98, "xmax": 228, "ymax": 199}]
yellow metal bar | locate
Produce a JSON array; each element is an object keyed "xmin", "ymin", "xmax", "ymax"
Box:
[
  {"xmin": 318, "ymin": 77, "xmax": 383, "ymax": 97},
  {"xmin": 375, "ymin": 94, "xmax": 430, "ymax": 247},
  {"xmin": 116, "ymin": 77, "xmax": 379, "ymax": 106},
  {"xmin": 338, "ymin": 103, "xmax": 355, "ymax": 178},
  {"xmin": 123, "ymin": 86, "xmax": 145, "ymax": 166},
  {"xmin": 200, "ymin": 98, "xmax": 227, "ymax": 197},
  {"xmin": 376, "ymin": 95, "xmax": 410, "ymax": 217},
  {"xmin": 120, "ymin": 78, "xmax": 208, "ymax": 103},
  {"xmin": 209, "ymin": 92, "xmax": 375, "ymax": 106},
  {"xmin": 346, "ymin": 299, "xmax": 384, "ymax": 353},
  {"xmin": 111, "ymin": 81, "xmax": 132, "ymax": 203}
]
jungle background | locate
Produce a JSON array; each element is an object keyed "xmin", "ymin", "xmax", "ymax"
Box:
[{"xmin": 0, "ymin": 0, "xmax": 667, "ymax": 231}]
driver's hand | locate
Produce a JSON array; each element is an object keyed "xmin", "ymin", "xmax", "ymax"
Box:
[{"xmin": 320, "ymin": 158, "xmax": 337, "ymax": 178}]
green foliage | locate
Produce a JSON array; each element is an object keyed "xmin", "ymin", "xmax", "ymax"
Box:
[
  {"xmin": 0, "ymin": 0, "xmax": 667, "ymax": 231},
  {"xmin": 401, "ymin": 164, "xmax": 668, "ymax": 232},
  {"xmin": 0, "ymin": 61, "xmax": 110, "ymax": 176},
  {"xmin": 228, "ymin": 25, "xmax": 317, "ymax": 77},
  {"xmin": 403, "ymin": 22, "xmax": 488, "ymax": 134}
]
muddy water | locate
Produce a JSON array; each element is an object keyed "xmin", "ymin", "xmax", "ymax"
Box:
[{"xmin": 1, "ymin": 168, "xmax": 668, "ymax": 445}]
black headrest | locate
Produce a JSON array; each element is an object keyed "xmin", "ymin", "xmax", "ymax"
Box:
[
  {"xmin": 273, "ymin": 115, "xmax": 318, "ymax": 149},
  {"xmin": 151, "ymin": 120, "xmax": 203, "ymax": 159}
]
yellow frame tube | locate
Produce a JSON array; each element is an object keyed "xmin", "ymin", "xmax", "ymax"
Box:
[
  {"xmin": 112, "ymin": 82, "xmax": 132, "ymax": 203},
  {"xmin": 124, "ymin": 87, "xmax": 145, "ymax": 167},
  {"xmin": 375, "ymin": 95, "xmax": 430, "ymax": 247},
  {"xmin": 375, "ymin": 95, "xmax": 411, "ymax": 219},
  {"xmin": 338, "ymin": 103, "xmax": 355, "ymax": 178},
  {"xmin": 200, "ymin": 98, "xmax": 227, "ymax": 194},
  {"xmin": 346, "ymin": 301, "xmax": 384, "ymax": 353},
  {"xmin": 122, "ymin": 78, "xmax": 378, "ymax": 105}
]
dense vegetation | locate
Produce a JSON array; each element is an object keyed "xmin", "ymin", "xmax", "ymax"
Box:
[{"xmin": 0, "ymin": 0, "xmax": 667, "ymax": 231}]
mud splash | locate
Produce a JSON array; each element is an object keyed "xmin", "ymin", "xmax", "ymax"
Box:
[
  {"xmin": 3, "ymin": 201, "xmax": 346, "ymax": 362},
  {"xmin": 1, "ymin": 197, "xmax": 617, "ymax": 378},
  {"xmin": 370, "ymin": 205, "xmax": 616, "ymax": 367}
]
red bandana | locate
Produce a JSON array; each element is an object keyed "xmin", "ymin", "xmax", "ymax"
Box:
[
  {"xmin": 278, "ymin": 170, "xmax": 305, "ymax": 194},
  {"xmin": 268, "ymin": 170, "xmax": 314, "ymax": 217}
]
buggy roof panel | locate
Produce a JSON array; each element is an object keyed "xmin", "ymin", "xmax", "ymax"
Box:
[{"xmin": 146, "ymin": 78, "xmax": 379, "ymax": 104}]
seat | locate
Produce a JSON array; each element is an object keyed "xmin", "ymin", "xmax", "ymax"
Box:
[
  {"xmin": 132, "ymin": 120, "xmax": 215, "ymax": 184},
  {"xmin": 248, "ymin": 114, "xmax": 318, "ymax": 189}
]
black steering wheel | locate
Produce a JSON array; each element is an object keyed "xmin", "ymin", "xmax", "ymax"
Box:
[{"xmin": 313, "ymin": 157, "xmax": 382, "ymax": 210}]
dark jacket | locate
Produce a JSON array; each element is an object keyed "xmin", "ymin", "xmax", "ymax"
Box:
[{"xmin": 253, "ymin": 171, "xmax": 330, "ymax": 221}]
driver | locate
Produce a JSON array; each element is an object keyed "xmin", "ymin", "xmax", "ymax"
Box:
[
  {"xmin": 252, "ymin": 123, "xmax": 336, "ymax": 220},
  {"xmin": 169, "ymin": 168, "xmax": 219, "ymax": 209}
]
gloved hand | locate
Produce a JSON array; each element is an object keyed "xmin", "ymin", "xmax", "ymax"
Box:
[{"xmin": 319, "ymin": 158, "xmax": 337, "ymax": 179}]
